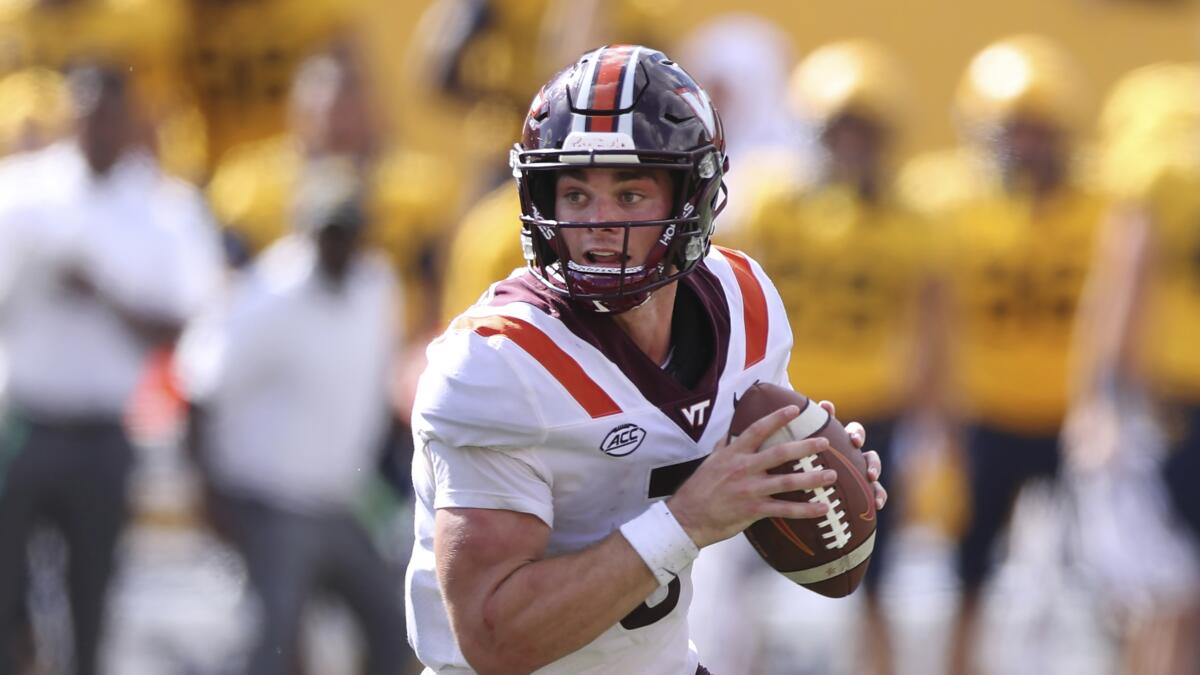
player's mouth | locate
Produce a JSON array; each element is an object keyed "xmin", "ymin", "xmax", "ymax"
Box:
[{"xmin": 583, "ymin": 249, "xmax": 630, "ymax": 266}]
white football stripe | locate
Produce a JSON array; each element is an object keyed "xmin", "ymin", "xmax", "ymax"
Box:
[
  {"xmin": 782, "ymin": 530, "xmax": 876, "ymax": 585},
  {"xmin": 731, "ymin": 399, "xmax": 829, "ymax": 450}
]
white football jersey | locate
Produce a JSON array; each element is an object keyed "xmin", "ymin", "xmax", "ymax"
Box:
[{"xmin": 406, "ymin": 247, "xmax": 793, "ymax": 674}]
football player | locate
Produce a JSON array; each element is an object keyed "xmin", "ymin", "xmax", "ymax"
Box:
[
  {"xmin": 937, "ymin": 35, "xmax": 1109, "ymax": 675},
  {"xmin": 1065, "ymin": 63, "xmax": 1200, "ymax": 674},
  {"xmin": 207, "ymin": 48, "xmax": 459, "ymax": 339},
  {"xmin": 405, "ymin": 45, "xmax": 888, "ymax": 674},
  {"xmin": 733, "ymin": 40, "xmax": 938, "ymax": 675},
  {"xmin": 181, "ymin": 0, "xmax": 360, "ymax": 171}
]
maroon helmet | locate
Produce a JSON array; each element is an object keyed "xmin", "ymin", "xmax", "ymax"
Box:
[{"xmin": 511, "ymin": 44, "xmax": 728, "ymax": 313}]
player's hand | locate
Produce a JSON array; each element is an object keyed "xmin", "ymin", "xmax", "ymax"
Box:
[
  {"xmin": 667, "ymin": 405, "xmax": 838, "ymax": 549},
  {"xmin": 1062, "ymin": 394, "xmax": 1120, "ymax": 473},
  {"xmin": 819, "ymin": 400, "xmax": 887, "ymax": 511}
]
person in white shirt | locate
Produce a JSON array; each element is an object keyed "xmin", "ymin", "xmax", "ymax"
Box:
[
  {"xmin": 177, "ymin": 167, "xmax": 408, "ymax": 675},
  {"xmin": 405, "ymin": 45, "xmax": 888, "ymax": 675},
  {"xmin": 0, "ymin": 64, "xmax": 221, "ymax": 675}
]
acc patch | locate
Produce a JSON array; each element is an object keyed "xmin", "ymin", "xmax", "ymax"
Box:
[{"xmin": 600, "ymin": 423, "xmax": 646, "ymax": 457}]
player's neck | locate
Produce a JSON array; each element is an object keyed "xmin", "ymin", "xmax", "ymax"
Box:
[{"xmin": 612, "ymin": 282, "xmax": 677, "ymax": 365}]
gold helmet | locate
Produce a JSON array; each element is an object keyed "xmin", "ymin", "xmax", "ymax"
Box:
[
  {"xmin": 1098, "ymin": 62, "xmax": 1200, "ymax": 195},
  {"xmin": 788, "ymin": 39, "xmax": 909, "ymax": 129},
  {"xmin": 954, "ymin": 34, "xmax": 1087, "ymax": 138}
]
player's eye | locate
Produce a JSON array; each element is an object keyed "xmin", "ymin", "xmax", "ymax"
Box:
[{"xmin": 560, "ymin": 189, "xmax": 588, "ymax": 205}]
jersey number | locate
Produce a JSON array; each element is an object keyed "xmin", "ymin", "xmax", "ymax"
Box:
[
  {"xmin": 619, "ymin": 577, "xmax": 681, "ymax": 630},
  {"xmin": 619, "ymin": 456, "xmax": 708, "ymax": 630}
]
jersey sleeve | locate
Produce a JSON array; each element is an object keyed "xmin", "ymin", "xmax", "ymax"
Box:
[
  {"xmin": 412, "ymin": 324, "xmax": 555, "ymax": 522},
  {"xmin": 421, "ymin": 439, "xmax": 554, "ymax": 526},
  {"xmin": 413, "ymin": 322, "xmax": 549, "ymax": 453}
]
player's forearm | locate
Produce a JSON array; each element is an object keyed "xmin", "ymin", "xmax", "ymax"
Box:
[{"xmin": 456, "ymin": 532, "xmax": 660, "ymax": 674}]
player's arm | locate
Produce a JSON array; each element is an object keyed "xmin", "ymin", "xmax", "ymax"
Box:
[
  {"xmin": 1070, "ymin": 203, "xmax": 1154, "ymax": 397},
  {"xmin": 436, "ymin": 406, "xmax": 836, "ymax": 675},
  {"xmin": 1063, "ymin": 203, "xmax": 1155, "ymax": 468}
]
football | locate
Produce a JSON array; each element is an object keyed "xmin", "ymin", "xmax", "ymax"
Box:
[{"xmin": 728, "ymin": 382, "xmax": 876, "ymax": 598}]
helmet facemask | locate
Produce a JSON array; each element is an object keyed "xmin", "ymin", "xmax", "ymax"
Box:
[{"xmin": 514, "ymin": 146, "xmax": 725, "ymax": 313}]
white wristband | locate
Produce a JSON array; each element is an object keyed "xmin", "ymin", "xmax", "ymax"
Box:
[{"xmin": 620, "ymin": 501, "xmax": 700, "ymax": 586}]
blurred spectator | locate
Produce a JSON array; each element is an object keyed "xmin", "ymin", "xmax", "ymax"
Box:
[
  {"xmin": 679, "ymin": 13, "xmax": 808, "ymax": 234},
  {"xmin": 177, "ymin": 162, "xmax": 410, "ymax": 675},
  {"xmin": 931, "ymin": 35, "xmax": 1108, "ymax": 675},
  {"xmin": 208, "ymin": 47, "xmax": 458, "ymax": 340},
  {"xmin": 1063, "ymin": 64, "xmax": 1200, "ymax": 673},
  {"xmin": 729, "ymin": 40, "xmax": 938, "ymax": 675},
  {"xmin": 0, "ymin": 63, "xmax": 221, "ymax": 675}
]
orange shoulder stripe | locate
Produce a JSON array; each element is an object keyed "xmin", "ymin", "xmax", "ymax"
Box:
[
  {"xmin": 452, "ymin": 314, "xmax": 622, "ymax": 418},
  {"xmin": 714, "ymin": 246, "xmax": 769, "ymax": 368}
]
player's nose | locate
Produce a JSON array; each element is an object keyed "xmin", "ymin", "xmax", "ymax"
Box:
[{"xmin": 582, "ymin": 197, "xmax": 623, "ymax": 231}]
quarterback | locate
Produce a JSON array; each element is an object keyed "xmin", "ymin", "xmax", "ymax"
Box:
[{"xmin": 406, "ymin": 45, "xmax": 887, "ymax": 674}]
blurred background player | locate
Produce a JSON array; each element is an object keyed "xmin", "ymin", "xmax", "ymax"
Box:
[
  {"xmin": 180, "ymin": 0, "xmax": 361, "ymax": 177},
  {"xmin": 207, "ymin": 47, "xmax": 457, "ymax": 340},
  {"xmin": 1063, "ymin": 59, "xmax": 1200, "ymax": 675},
  {"xmin": 0, "ymin": 63, "xmax": 221, "ymax": 675},
  {"xmin": 177, "ymin": 164, "xmax": 411, "ymax": 675},
  {"xmin": 730, "ymin": 40, "xmax": 938, "ymax": 675},
  {"xmin": 925, "ymin": 35, "xmax": 1109, "ymax": 675},
  {"xmin": 676, "ymin": 13, "xmax": 806, "ymax": 234}
]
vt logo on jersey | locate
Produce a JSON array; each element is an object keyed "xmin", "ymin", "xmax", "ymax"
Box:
[
  {"xmin": 600, "ymin": 424, "xmax": 646, "ymax": 457},
  {"xmin": 681, "ymin": 400, "xmax": 712, "ymax": 427}
]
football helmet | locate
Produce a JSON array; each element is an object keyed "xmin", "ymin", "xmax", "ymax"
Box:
[
  {"xmin": 954, "ymin": 34, "xmax": 1087, "ymax": 139},
  {"xmin": 788, "ymin": 40, "xmax": 909, "ymax": 130},
  {"xmin": 510, "ymin": 44, "xmax": 727, "ymax": 313}
]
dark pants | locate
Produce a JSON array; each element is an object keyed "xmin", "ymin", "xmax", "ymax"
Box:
[
  {"xmin": 956, "ymin": 424, "xmax": 1060, "ymax": 590},
  {"xmin": 212, "ymin": 492, "xmax": 407, "ymax": 675},
  {"xmin": 0, "ymin": 411, "xmax": 134, "ymax": 675},
  {"xmin": 860, "ymin": 417, "xmax": 898, "ymax": 595},
  {"xmin": 1162, "ymin": 403, "xmax": 1200, "ymax": 541}
]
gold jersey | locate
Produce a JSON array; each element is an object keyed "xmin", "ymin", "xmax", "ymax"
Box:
[
  {"xmin": 182, "ymin": 0, "xmax": 359, "ymax": 167},
  {"xmin": 945, "ymin": 185, "xmax": 1106, "ymax": 433},
  {"xmin": 439, "ymin": 183, "xmax": 526, "ymax": 327},
  {"xmin": 1139, "ymin": 168, "xmax": 1200, "ymax": 403},
  {"xmin": 207, "ymin": 135, "xmax": 459, "ymax": 336},
  {"xmin": 736, "ymin": 181, "xmax": 934, "ymax": 421},
  {"xmin": 0, "ymin": 0, "xmax": 186, "ymax": 109}
]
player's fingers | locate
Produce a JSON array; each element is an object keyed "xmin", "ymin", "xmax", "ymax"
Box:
[
  {"xmin": 873, "ymin": 482, "xmax": 888, "ymax": 510},
  {"xmin": 757, "ymin": 498, "xmax": 830, "ymax": 521},
  {"xmin": 863, "ymin": 450, "xmax": 882, "ymax": 481},
  {"xmin": 747, "ymin": 437, "xmax": 828, "ymax": 473},
  {"xmin": 727, "ymin": 405, "xmax": 800, "ymax": 455},
  {"xmin": 846, "ymin": 421, "xmax": 866, "ymax": 449},
  {"xmin": 818, "ymin": 400, "xmax": 836, "ymax": 417},
  {"xmin": 758, "ymin": 468, "xmax": 837, "ymax": 497}
]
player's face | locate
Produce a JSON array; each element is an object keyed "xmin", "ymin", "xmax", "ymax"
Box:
[{"xmin": 555, "ymin": 168, "xmax": 674, "ymax": 268}]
